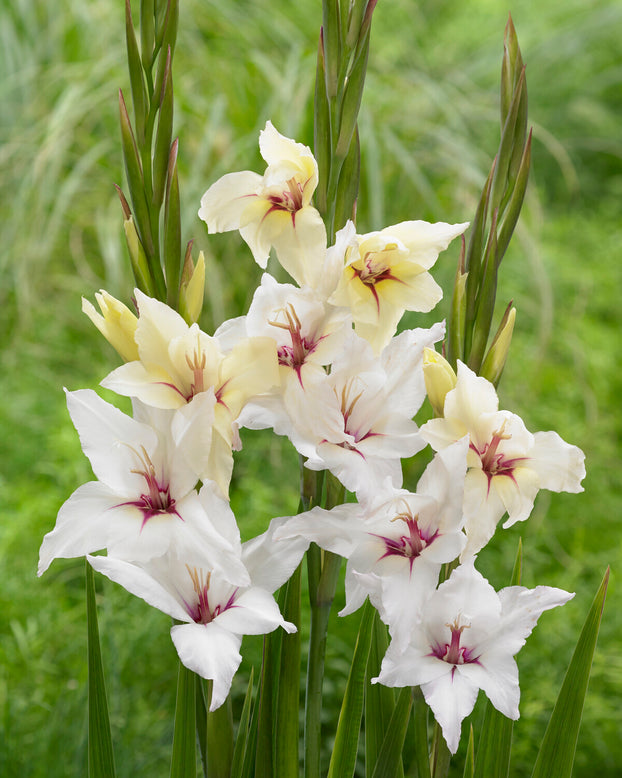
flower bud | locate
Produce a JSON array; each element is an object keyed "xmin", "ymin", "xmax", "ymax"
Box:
[
  {"xmin": 480, "ymin": 305, "xmax": 516, "ymax": 387},
  {"xmin": 423, "ymin": 347, "xmax": 457, "ymax": 417},
  {"xmin": 179, "ymin": 250, "xmax": 205, "ymax": 325},
  {"xmin": 123, "ymin": 216, "xmax": 154, "ymax": 296},
  {"xmin": 82, "ymin": 290, "xmax": 139, "ymax": 362}
]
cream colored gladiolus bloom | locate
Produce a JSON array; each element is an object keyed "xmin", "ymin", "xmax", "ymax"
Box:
[
  {"xmin": 329, "ymin": 220, "xmax": 468, "ymax": 353},
  {"xmin": 101, "ymin": 291, "xmax": 279, "ymax": 496},
  {"xmin": 82, "ymin": 290, "xmax": 139, "ymax": 363},
  {"xmin": 198, "ymin": 121, "xmax": 327, "ymax": 288}
]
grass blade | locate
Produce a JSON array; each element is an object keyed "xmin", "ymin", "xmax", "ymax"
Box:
[
  {"xmin": 531, "ymin": 568, "xmax": 609, "ymax": 778},
  {"xmin": 275, "ymin": 565, "xmax": 302, "ymax": 778},
  {"xmin": 231, "ymin": 669, "xmax": 255, "ymax": 778},
  {"xmin": 371, "ymin": 687, "xmax": 413, "ymax": 778},
  {"xmin": 327, "ymin": 600, "xmax": 374, "ymax": 778},
  {"xmin": 170, "ymin": 661, "xmax": 196, "ymax": 778},
  {"xmin": 86, "ymin": 561, "xmax": 116, "ymax": 778}
]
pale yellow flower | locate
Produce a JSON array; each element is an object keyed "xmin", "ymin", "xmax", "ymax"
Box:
[{"xmin": 329, "ymin": 220, "xmax": 468, "ymax": 352}]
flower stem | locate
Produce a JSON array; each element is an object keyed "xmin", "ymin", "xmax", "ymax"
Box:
[{"xmin": 305, "ymin": 548, "xmax": 342, "ymax": 778}]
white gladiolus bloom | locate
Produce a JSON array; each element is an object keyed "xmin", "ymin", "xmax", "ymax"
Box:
[
  {"xmin": 279, "ymin": 324, "xmax": 444, "ymax": 495},
  {"xmin": 276, "ymin": 438, "xmax": 469, "ymax": 649},
  {"xmin": 38, "ymin": 390, "xmax": 248, "ymax": 585},
  {"xmin": 374, "ymin": 563, "xmax": 574, "ymax": 754},
  {"xmin": 87, "ymin": 512, "xmax": 308, "ymax": 710}
]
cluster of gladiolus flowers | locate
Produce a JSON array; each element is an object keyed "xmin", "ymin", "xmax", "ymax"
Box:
[{"xmin": 39, "ymin": 122, "xmax": 586, "ymax": 750}]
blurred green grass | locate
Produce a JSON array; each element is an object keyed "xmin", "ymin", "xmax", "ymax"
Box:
[{"xmin": 1, "ymin": 0, "xmax": 621, "ymax": 775}]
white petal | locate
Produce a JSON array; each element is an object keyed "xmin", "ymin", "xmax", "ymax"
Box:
[
  {"xmin": 87, "ymin": 554, "xmax": 190, "ymax": 622},
  {"xmin": 65, "ymin": 389, "xmax": 158, "ymax": 492},
  {"xmin": 38, "ymin": 482, "xmax": 120, "ymax": 575},
  {"xmin": 421, "ymin": 668, "xmax": 480, "ymax": 754},
  {"xmin": 463, "ymin": 654, "xmax": 520, "ymax": 720},
  {"xmin": 215, "ymin": 587, "xmax": 294, "ymax": 635},
  {"xmin": 494, "ymin": 584, "xmax": 575, "ymax": 657},
  {"xmin": 242, "ymin": 515, "xmax": 311, "ymax": 593},
  {"xmin": 274, "ymin": 504, "xmax": 364, "ymax": 560},
  {"xmin": 171, "ymin": 622, "xmax": 242, "ymax": 710}
]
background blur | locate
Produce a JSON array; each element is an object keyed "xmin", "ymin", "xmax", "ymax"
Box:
[{"xmin": 1, "ymin": 0, "xmax": 621, "ymax": 775}]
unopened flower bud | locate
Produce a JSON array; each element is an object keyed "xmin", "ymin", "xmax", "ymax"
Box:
[
  {"xmin": 179, "ymin": 250, "xmax": 205, "ymax": 325},
  {"xmin": 82, "ymin": 290, "xmax": 139, "ymax": 362},
  {"xmin": 123, "ymin": 216, "xmax": 154, "ymax": 296},
  {"xmin": 480, "ymin": 305, "xmax": 516, "ymax": 387},
  {"xmin": 423, "ymin": 347, "xmax": 457, "ymax": 417}
]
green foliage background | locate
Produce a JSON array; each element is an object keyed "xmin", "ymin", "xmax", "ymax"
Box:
[{"xmin": 1, "ymin": 0, "xmax": 620, "ymax": 775}]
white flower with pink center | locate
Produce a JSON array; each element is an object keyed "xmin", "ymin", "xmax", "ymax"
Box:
[
  {"xmin": 282, "ymin": 324, "xmax": 443, "ymax": 495},
  {"xmin": 276, "ymin": 437, "xmax": 469, "ymax": 648},
  {"xmin": 374, "ymin": 563, "xmax": 574, "ymax": 754},
  {"xmin": 87, "ymin": 513, "xmax": 308, "ymax": 710},
  {"xmin": 38, "ymin": 389, "xmax": 248, "ymax": 585},
  {"xmin": 421, "ymin": 361, "xmax": 586, "ymax": 558}
]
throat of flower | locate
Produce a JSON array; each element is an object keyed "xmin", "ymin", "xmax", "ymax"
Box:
[
  {"xmin": 185, "ymin": 565, "xmax": 238, "ymax": 624},
  {"xmin": 376, "ymin": 503, "xmax": 437, "ymax": 570},
  {"xmin": 432, "ymin": 616, "xmax": 476, "ymax": 666},
  {"xmin": 185, "ymin": 335, "xmax": 207, "ymax": 398},
  {"xmin": 269, "ymin": 304, "xmax": 316, "ymax": 377},
  {"xmin": 122, "ymin": 444, "xmax": 178, "ymax": 528},
  {"xmin": 472, "ymin": 420, "xmax": 528, "ymax": 483}
]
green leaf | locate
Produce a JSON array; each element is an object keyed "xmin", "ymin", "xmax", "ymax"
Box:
[
  {"xmin": 365, "ymin": 616, "xmax": 398, "ymax": 778},
  {"xmin": 255, "ymin": 631, "xmax": 277, "ymax": 778},
  {"xmin": 164, "ymin": 138, "xmax": 182, "ymax": 309},
  {"xmin": 314, "ymin": 30, "xmax": 331, "ymax": 219},
  {"xmin": 370, "ymin": 687, "xmax": 413, "ymax": 778},
  {"xmin": 410, "ymin": 690, "xmax": 430, "ymax": 778},
  {"xmin": 231, "ymin": 670, "xmax": 255, "ymax": 778},
  {"xmin": 472, "ymin": 700, "xmax": 513, "ymax": 778},
  {"xmin": 170, "ymin": 661, "xmax": 196, "ymax": 778},
  {"xmin": 206, "ymin": 682, "xmax": 234, "ymax": 778},
  {"xmin": 140, "ymin": 0, "xmax": 155, "ymax": 72},
  {"xmin": 275, "ymin": 565, "xmax": 302, "ymax": 778},
  {"xmin": 472, "ymin": 540, "xmax": 521, "ymax": 778},
  {"xmin": 86, "ymin": 561, "xmax": 116, "ymax": 778},
  {"xmin": 124, "ymin": 0, "xmax": 147, "ymax": 145},
  {"xmin": 152, "ymin": 47, "xmax": 174, "ymax": 211},
  {"xmin": 327, "ymin": 600, "xmax": 374, "ymax": 778},
  {"xmin": 463, "ymin": 726, "xmax": 474, "ymax": 778},
  {"xmin": 531, "ymin": 568, "xmax": 609, "ymax": 778},
  {"xmin": 332, "ymin": 126, "xmax": 360, "ymax": 235}
]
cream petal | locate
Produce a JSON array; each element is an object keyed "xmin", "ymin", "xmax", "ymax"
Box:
[
  {"xmin": 271, "ymin": 205, "xmax": 327, "ymax": 287},
  {"xmin": 102, "ymin": 361, "xmax": 186, "ymax": 408},
  {"xmin": 530, "ymin": 430, "xmax": 586, "ymax": 493},
  {"xmin": 383, "ymin": 220, "xmax": 469, "ymax": 270},
  {"xmin": 198, "ymin": 170, "xmax": 263, "ymax": 232}
]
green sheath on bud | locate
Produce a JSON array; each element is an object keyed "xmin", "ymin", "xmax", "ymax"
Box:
[{"xmin": 480, "ymin": 304, "xmax": 516, "ymax": 387}]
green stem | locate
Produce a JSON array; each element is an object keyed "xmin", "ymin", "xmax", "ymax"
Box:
[
  {"xmin": 430, "ymin": 721, "xmax": 451, "ymax": 778},
  {"xmin": 305, "ymin": 549, "xmax": 342, "ymax": 778}
]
